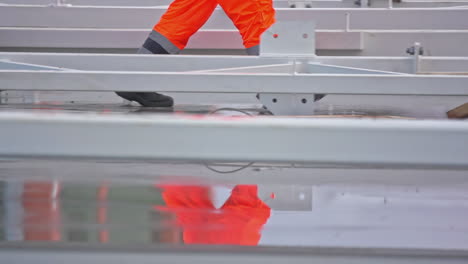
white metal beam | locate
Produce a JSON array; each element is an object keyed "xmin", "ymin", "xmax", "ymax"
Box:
[
  {"xmin": 2, "ymin": 6, "xmax": 467, "ymax": 55},
  {"xmin": 317, "ymin": 56, "xmax": 468, "ymax": 73},
  {"xmin": 1, "ymin": 112, "xmax": 468, "ymax": 168},
  {"xmin": 1, "ymin": 70, "xmax": 468, "ymax": 95},
  {"xmin": 2, "ymin": 52, "xmax": 468, "ymax": 74},
  {"xmin": 1, "ymin": 6, "xmax": 467, "ymax": 30},
  {"xmin": 3, "ymin": 28, "xmax": 468, "ymax": 56},
  {"xmin": 0, "ymin": 53, "xmax": 290, "ymax": 72},
  {"xmin": 0, "ymin": 28, "xmax": 364, "ymax": 51}
]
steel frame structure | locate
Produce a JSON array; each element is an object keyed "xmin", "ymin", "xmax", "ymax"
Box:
[
  {"xmin": 1, "ymin": 16, "xmax": 468, "ymax": 264},
  {"xmin": 1, "ymin": 5, "xmax": 468, "ymax": 55},
  {"xmin": 1, "ymin": 20, "xmax": 467, "ymax": 107},
  {"xmin": 1, "ymin": 19, "xmax": 468, "ymax": 113},
  {"xmin": 1, "ymin": 52, "xmax": 468, "ymax": 94},
  {"xmin": 0, "ymin": 23, "xmax": 468, "ymax": 166},
  {"xmin": 1, "ymin": 17, "xmax": 467, "ymax": 162},
  {"xmin": 1, "ymin": 55, "xmax": 468, "ymax": 167},
  {"xmin": 1, "ymin": 52, "xmax": 468, "ymax": 109}
]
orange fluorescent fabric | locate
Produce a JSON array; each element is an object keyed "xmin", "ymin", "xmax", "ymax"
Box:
[
  {"xmin": 22, "ymin": 182, "xmax": 62, "ymax": 241},
  {"xmin": 155, "ymin": 185, "xmax": 271, "ymax": 245},
  {"xmin": 154, "ymin": 0, "xmax": 275, "ymax": 49}
]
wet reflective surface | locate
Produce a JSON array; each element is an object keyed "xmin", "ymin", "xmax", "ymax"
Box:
[
  {"xmin": 1, "ymin": 180, "xmax": 276, "ymax": 246},
  {"xmin": 1, "ymin": 93, "xmax": 468, "ymax": 254},
  {"xmin": 1, "ymin": 159, "xmax": 468, "ymax": 250}
]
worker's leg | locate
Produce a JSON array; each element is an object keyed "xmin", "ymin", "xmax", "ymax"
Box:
[
  {"xmin": 146, "ymin": 0, "xmax": 218, "ymax": 53},
  {"xmin": 217, "ymin": 0, "xmax": 276, "ymax": 55},
  {"xmin": 116, "ymin": 0, "xmax": 217, "ymax": 107}
]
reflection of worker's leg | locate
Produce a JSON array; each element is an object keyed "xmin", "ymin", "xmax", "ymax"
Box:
[
  {"xmin": 220, "ymin": 185, "xmax": 271, "ymax": 246},
  {"xmin": 22, "ymin": 181, "xmax": 61, "ymax": 241},
  {"xmin": 217, "ymin": 0, "xmax": 275, "ymax": 55},
  {"xmin": 116, "ymin": 0, "xmax": 217, "ymax": 107},
  {"xmin": 157, "ymin": 184, "xmax": 270, "ymax": 245}
]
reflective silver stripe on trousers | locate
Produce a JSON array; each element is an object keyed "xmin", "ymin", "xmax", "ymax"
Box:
[
  {"xmin": 149, "ymin": 30, "xmax": 181, "ymax": 54},
  {"xmin": 139, "ymin": 30, "xmax": 259, "ymax": 55}
]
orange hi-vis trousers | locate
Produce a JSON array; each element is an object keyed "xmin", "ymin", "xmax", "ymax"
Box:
[{"xmin": 141, "ymin": 0, "xmax": 275, "ymax": 55}]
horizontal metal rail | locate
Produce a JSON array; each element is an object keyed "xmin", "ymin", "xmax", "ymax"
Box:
[
  {"xmin": 0, "ymin": 28, "xmax": 364, "ymax": 51},
  {"xmin": 1, "ymin": 6, "xmax": 467, "ymax": 30},
  {"xmin": 1, "ymin": 70, "xmax": 468, "ymax": 95},
  {"xmin": 2, "ymin": 52, "xmax": 468, "ymax": 73},
  {"xmin": 3, "ymin": 28, "xmax": 468, "ymax": 56},
  {"xmin": 1, "ymin": 112, "xmax": 468, "ymax": 168},
  {"xmin": 1, "ymin": 243, "xmax": 468, "ymax": 264}
]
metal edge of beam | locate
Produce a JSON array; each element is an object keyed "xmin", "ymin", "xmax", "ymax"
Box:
[
  {"xmin": 0, "ymin": 112, "xmax": 467, "ymax": 168},
  {"xmin": 0, "ymin": 52, "xmax": 289, "ymax": 72},
  {"xmin": 307, "ymin": 62, "xmax": 407, "ymax": 74},
  {"xmin": 189, "ymin": 63, "xmax": 294, "ymax": 74},
  {"xmin": 2, "ymin": 52, "xmax": 468, "ymax": 73},
  {"xmin": 0, "ymin": 52, "xmax": 431, "ymax": 74},
  {"xmin": 0, "ymin": 60, "xmax": 69, "ymax": 71},
  {"xmin": 1, "ymin": 52, "xmax": 467, "ymax": 75},
  {"xmin": 0, "ymin": 242, "xmax": 468, "ymax": 264}
]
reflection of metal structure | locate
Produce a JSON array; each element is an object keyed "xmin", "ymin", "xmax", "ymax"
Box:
[
  {"xmin": 2, "ymin": 178, "xmax": 468, "ymax": 263},
  {"xmin": 1, "ymin": 244, "xmax": 468, "ymax": 263}
]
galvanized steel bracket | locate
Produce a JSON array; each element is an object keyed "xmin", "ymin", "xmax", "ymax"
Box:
[{"xmin": 260, "ymin": 20, "xmax": 316, "ymax": 57}]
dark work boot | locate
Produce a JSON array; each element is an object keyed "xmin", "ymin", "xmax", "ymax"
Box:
[
  {"xmin": 116, "ymin": 33, "xmax": 174, "ymax": 107},
  {"xmin": 116, "ymin": 92, "xmax": 174, "ymax": 107}
]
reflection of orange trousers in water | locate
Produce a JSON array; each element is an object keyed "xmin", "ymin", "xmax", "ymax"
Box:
[
  {"xmin": 157, "ymin": 185, "xmax": 271, "ymax": 245},
  {"xmin": 22, "ymin": 182, "xmax": 61, "ymax": 241}
]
